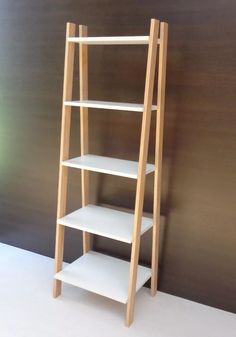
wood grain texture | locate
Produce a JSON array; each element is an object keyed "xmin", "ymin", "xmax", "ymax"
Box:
[
  {"xmin": 151, "ymin": 22, "xmax": 168, "ymax": 296},
  {"xmin": 53, "ymin": 22, "xmax": 76, "ymax": 297},
  {"xmin": 0, "ymin": 0, "xmax": 235, "ymax": 313},
  {"xmin": 79, "ymin": 24, "xmax": 91, "ymax": 253},
  {"xmin": 126, "ymin": 18, "xmax": 159, "ymax": 326}
]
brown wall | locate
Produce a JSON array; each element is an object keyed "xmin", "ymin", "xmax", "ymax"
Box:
[{"xmin": 0, "ymin": 0, "xmax": 235, "ymax": 313}]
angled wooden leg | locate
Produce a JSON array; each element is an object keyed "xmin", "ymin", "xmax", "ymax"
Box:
[
  {"xmin": 82, "ymin": 169, "xmax": 90, "ymax": 253},
  {"xmin": 79, "ymin": 25, "xmax": 91, "ymax": 253},
  {"xmin": 151, "ymin": 22, "xmax": 168, "ymax": 296},
  {"xmin": 125, "ymin": 19, "xmax": 160, "ymax": 326},
  {"xmin": 150, "ymin": 209, "xmax": 160, "ymax": 296},
  {"xmin": 53, "ymin": 223, "xmax": 65, "ymax": 297},
  {"xmin": 53, "ymin": 165, "xmax": 69, "ymax": 297},
  {"xmin": 53, "ymin": 22, "xmax": 76, "ymax": 297}
]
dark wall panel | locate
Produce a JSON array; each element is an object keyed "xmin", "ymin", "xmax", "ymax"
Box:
[{"xmin": 0, "ymin": 0, "xmax": 235, "ymax": 313}]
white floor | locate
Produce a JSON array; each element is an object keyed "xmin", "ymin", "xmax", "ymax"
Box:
[{"xmin": 0, "ymin": 243, "xmax": 235, "ymax": 337}]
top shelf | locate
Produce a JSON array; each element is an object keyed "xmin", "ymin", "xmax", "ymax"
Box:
[{"xmin": 67, "ymin": 36, "xmax": 160, "ymax": 45}]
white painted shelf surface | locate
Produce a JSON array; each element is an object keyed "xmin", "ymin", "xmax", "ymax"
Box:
[
  {"xmin": 55, "ymin": 251, "xmax": 151, "ymax": 303},
  {"xmin": 57, "ymin": 204, "xmax": 153, "ymax": 243},
  {"xmin": 68, "ymin": 36, "xmax": 160, "ymax": 45},
  {"xmin": 64, "ymin": 99, "xmax": 157, "ymax": 112},
  {"xmin": 62, "ymin": 154, "xmax": 155, "ymax": 179}
]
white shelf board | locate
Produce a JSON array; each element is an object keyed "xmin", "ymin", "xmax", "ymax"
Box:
[
  {"xmin": 62, "ymin": 154, "xmax": 155, "ymax": 179},
  {"xmin": 67, "ymin": 36, "xmax": 160, "ymax": 45},
  {"xmin": 64, "ymin": 100, "xmax": 157, "ymax": 112},
  {"xmin": 54, "ymin": 251, "xmax": 151, "ymax": 303},
  {"xmin": 57, "ymin": 204, "xmax": 153, "ymax": 243}
]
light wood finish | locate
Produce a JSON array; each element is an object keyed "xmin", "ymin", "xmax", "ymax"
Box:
[
  {"xmin": 53, "ymin": 22, "xmax": 76, "ymax": 298},
  {"xmin": 79, "ymin": 25, "xmax": 91, "ymax": 253},
  {"xmin": 151, "ymin": 22, "xmax": 168, "ymax": 296},
  {"xmin": 126, "ymin": 19, "xmax": 160, "ymax": 326}
]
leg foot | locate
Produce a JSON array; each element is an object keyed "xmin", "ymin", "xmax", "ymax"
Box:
[
  {"xmin": 151, "ymin": 275, "xmax": 158, "ymax": 296},
  {"xmin": 53, "ymin": 279, "xmax": 62, "ymax": 298},
  {"xmin": 150, "ymin": 287, "xmax": 157, "ymax": 297},
  {"xmin": 125, "ymin": 300, "xmax": 134, "ymax": 327}
]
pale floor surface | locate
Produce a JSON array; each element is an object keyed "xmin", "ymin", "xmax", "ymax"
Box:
[{"xmin": 0, "ymin": 243, "xmax": 235, "ymax": 337}]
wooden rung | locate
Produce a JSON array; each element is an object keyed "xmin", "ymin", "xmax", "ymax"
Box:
[
  {"xmin": 64, "ymin": 100, "xmax": 158, "ymax": 112},
  {"xmin": 67, "ymin": 36, "xmax": 160, "ymax": 45}
]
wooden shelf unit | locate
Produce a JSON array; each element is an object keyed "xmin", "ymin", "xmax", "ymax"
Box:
[{"xmin": 53, "ymin": 19, "xmax": 168, "ymax": 326}]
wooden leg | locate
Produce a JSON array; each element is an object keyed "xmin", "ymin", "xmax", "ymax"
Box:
[
  {"xmin": 53, "ymin": 22, "xmax": 76, "ymax": 297},
  {"xmin": 151, "ymin": 22, "xmax": 168, "ymax": 296},
  {"xmin": 53, "ymin": 155, "xmax": 70, "ymax": 296},
  {"xmin": 53, "ymin": 165, "xmax": 69, "ymax": 297},
  {"xmin": 79, "ymin": 25, "xmax": 91, "ymax": 253},
  {"xmin": 151, "ymin": 212, "xmax": 160, "ymax": 296},
  {"xmin": 125, "ymin": 19, "xmax": 160, "ymax": 326},
  {"xmin": 151, "ymin": 166, "xmax": 161, "ymax": 296},
  {"xmin": 82, "ymin": 169, "xmax": 90, "ymax": 253},
  {"xmin": 125, "ymin": 238, "xmax": 142, "ymax": 326},
  {"xmin": 53, "ymin": 224, "xmax": 65, "ymax": 297},
  {"xmin": 83, "ymin": 233, "xmax": 91, "ymax": 253}
]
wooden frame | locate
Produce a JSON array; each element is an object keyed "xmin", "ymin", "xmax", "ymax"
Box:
[
  {"xmin": 53, "ymin": 22, "xmax": 76, "ymax": 297},
  {"xmin": 126, "ymin": 18, "xmax": 160, "ymax": 326},
  {"xmin": 151, "ymin": 22, "xmax": 168, "ymax": 296},
  {"xmin": 53, "ymin": 19, "xmax": 168, "ymax": 326},
  {"xmin": 79, "ymin": 25, "xmax": 91, "ymax": 253}
]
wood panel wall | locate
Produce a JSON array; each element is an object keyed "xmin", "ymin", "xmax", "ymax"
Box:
[{"xmin": 0, "ymin": 0, "xmax": 235, "ymax": 313}]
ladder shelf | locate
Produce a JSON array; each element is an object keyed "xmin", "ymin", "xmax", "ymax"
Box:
[{"xmin": 53, "ymin": 18, "xmax": 168, "ymax": 327}]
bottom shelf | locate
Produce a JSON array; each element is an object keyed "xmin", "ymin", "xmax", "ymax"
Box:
[{"xmin": 54, "ymin": 251, "xmax": 151, "ymax": 304}]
